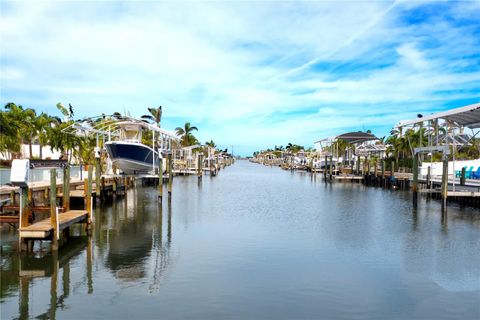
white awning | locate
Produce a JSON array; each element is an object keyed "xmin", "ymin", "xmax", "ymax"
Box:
[{"xmin": 396, "ymin": 103, "xmax": 480, "ymax": 129}]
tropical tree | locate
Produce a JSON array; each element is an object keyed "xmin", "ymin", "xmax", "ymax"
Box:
[
  {"xmin": 206, "ymin": 140, "xmax": 217, "ymax": 148},
  {"xmin": 175, "ymin": 122, "xmax": 198, "ymax": 147},
  {"xmin": 35, "ymin": 113, "xmax": 57, "ymax": 159},
  {"xmin": 0, "ymin": 103, "xmax": 25, "ymax": 159},
  {"xmin": 141, "ymin": 106, "xmax": 162, "ymax": 127}
]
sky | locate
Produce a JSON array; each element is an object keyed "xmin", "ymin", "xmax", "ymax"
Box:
[{"xmin": 1, "ymin": 1, "xmax": 479, "ymax": 156}]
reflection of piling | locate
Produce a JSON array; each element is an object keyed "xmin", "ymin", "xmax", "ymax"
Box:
[
  {"xmin": 87, "ymin": 237, "xmax": 93, "ymax": 294},
  {"xmin": 49, "ymin": 250, "xmax": 58, "ymax": 320},
  {"xmin": 19, "ymin": 274, "xmax": 29, "ymax": 319}
]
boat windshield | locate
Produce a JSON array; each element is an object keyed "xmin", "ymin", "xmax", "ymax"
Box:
[{"xmin": 120, "ymin": 124, "xmax": 142, "ymax": 143}]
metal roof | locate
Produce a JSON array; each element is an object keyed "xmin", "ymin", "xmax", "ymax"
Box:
[
  {"xmin": 314, "ymin": 132, "xmax": 378, "ymax": 145},
  {"xmin": 396, "ymin": 103, "xmax": 480, "ymax": 129},
  {"xmin": 336, "ymin": 131, "xmax": 378, "ymax": 144}
]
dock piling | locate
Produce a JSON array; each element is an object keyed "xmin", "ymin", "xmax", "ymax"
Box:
[
  {"xmin": 412, "ymin": 153, "xmax": 418, "ymax": 206},
  {"xmin": 441, "ymin": 156, "xmax": 448, "ymax": 209},
  {"xmin": 50, "ymin": 169, "xmax": 59, "ymax": 251},
  {"xmin": 159, "ymin": 156, "xmax": 164, "ymax": 199},
  {"xmin": 63, "ymin": 165, "xmax": 70, "ymax": 211},
  {"xmin": 95, "ymin": 158, "xmax": 101, "ymax": 203},
  {"xmin": 168, "ymin": 153, "xmax": 173, "ymax": 196},
  {"xmin": 87, "ymin": 165, "xmax": 93, "ymax": 230}
]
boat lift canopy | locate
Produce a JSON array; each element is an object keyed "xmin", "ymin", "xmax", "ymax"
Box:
[{"xmin": 396, "ymin": 103, "xmax": 480, "ymax": 129}]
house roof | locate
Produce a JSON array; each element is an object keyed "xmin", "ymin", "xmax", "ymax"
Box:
[{"xmin": 336, "ymin": 131, "xmax": 378, "ymax": 144}]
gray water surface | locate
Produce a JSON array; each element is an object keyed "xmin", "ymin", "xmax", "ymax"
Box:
[{"xmin": 1, "ymin": 160, "xmax": 479, "ymax": 319}]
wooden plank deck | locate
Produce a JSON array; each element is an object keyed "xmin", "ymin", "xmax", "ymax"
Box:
[
  {"xmin": 335, "ymin": 175, "xmax": 364, "ymax": 180},
  {"xmin": 19, "ymin": 210, "xmax": 88, "ymax": 239}
]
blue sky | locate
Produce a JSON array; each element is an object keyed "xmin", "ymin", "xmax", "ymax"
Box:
[{"xmin": 1, "ymin": 1, "xmax": 479, "ymax": 156}]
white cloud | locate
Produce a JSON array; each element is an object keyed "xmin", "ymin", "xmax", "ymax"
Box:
[{"xmin": 1, "ymin": 0, "xmax": 479, "ymax": 155}]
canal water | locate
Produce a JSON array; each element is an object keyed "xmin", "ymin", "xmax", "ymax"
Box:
[{"xmin": 1, "ymin": 160, "xmax": 479, "ymax": 319}]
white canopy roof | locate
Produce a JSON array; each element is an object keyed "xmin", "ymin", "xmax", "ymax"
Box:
[{"xmin": 396, "ymin": 103, "xmax": 480, "ymax": 129}]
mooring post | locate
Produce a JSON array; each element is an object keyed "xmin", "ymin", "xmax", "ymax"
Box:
[
  {"xmin": 197, "ymin": 154, "xmax": 202, "ymax": 179},
  {"xmin": 329, "ymin": 155, "xmax": 333, "ymax": 180},
  {"xmin": 460, "ymin": 167, "xmax": 466, "ymax": 186},
  {"xmin": 50, "ymin": 169, "xmax": 59, "ymax": 251},
  {"xmin": 412, "ymin": 153, "xmax": 418, "ymax": 206},
  {"xmin": 381, "ymin": 159, "xmax": 385, "ymax": 180},
  {"xmin": 87, "ymin": 165, "xmax": 93, "ymax": 230},
  {"xmin": 426, "ymin": 166, "xmax": 431, "ymax": 189},
  {"xmin": 168, "ymin": 153, "xmax": 173, "ymax": 196},
  {"xmin": 324, "ymin": 155, "xmax": 328, "ymax": 178},
  {"xmin": 18, "ymin": 186, "xmax": 30, "ymax": 252},
  {"xmin": 441, "ymin": 156, "xmax": 448, "ymax": 209},
  {"xmin": 158, "ymin": 156, "xmax": 163, "ymax": 199},
  {"xmin": 112, "ymin": 178, "xmax": 117, "ymax": 197},
  {"xmin": 367, "ymin": 156, "xmax": 371, "ymax": 175},
  {"xmin": 355, "ymin": 155, "xmax": 360, "ymax": 175},
  {"xmin": 391, "ymin": 160, "xmax": 395, "ymax": 178},
  {"xmin": 63, "ymin": 165, "xmax": 70, "ymax": 211},
  {"xmin": 95, "ymin": 158, "xmax": 101, "ymax": 203}
]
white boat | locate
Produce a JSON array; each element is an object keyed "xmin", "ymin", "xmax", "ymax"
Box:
[{"xmin": 105, "ymin": 120, "xmax": 178, "ymax": 175}]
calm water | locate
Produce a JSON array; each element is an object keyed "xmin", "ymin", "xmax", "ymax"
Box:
[{"xmin": 1, "ymin": 160, "xmax": 479, "ymax": 319}]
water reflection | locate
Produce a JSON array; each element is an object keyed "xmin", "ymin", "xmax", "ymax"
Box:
[
  {"xmin": 1, "ymin": 237, "xmax": 93, "ymax": 320},
  {"xmin": 1, "ymin": 161, "xmax": 479, "ymax": 319}
]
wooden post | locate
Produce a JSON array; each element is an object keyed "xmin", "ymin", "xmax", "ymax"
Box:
[
  {"xmin": 63, "ymin": 165, "xmax": 70, "ymax": 211},
  {"xmin": 460, "ymin": 167, "xmax": 466, "ymax": 186},
  {"xmin": 26, "ymin": 188, "xmax": 32, "ymax": 225},
  {"xmin": 95, "ymin": 158, "xmax": 101, "ymax": 202},
  {"xmin": 329, "ymin": 155, "xmax": 333, "ymax": 179},
  {"xmin": 87, "ymin": 165, "xmax": 93, "ymax": 228},
  {"xmin": 381, "ymin": 160, "xmax": 385, "ymax": 179},
  {"xmin": 391, "ymin": 161, "xmax": 395, "ymax": 178},
  {"xmin": 355, "ymin": 155, "xmax": 359, "ymax": 175},
  {"xmin": 441, "ymin": 156, "xmax": 448, "ymax": 209},
  {"xmin": 426, "ymin": 166, "xmax": 431, "ymax": 189},
  {"xmin": 324, "ymin": 155, "xmax": 328, "ymax": 178},
  {"xmin": 367, "ymin": 156, "xmax": 371, "ymax": 175},
  {"xmin": 168, "ymin": 153, "xmax": 173, "ymax": 196},
  {"xmin": 158, "ymin": 156, "xmax": 163, "ymax": 198},
  {"xmin": 50, "ymin": 169, "xmax": 59, "ymax": 251},
  {"xmin": 412, "ymin": 153, "xmax": 418, "ymax": 206},
  {"xmin": 197, "ymin": 154, "xmax": 202, "ymax": 178},
  {"xmin": 10, "ymin": 190, "xmax": 15, "ymax": 205}
]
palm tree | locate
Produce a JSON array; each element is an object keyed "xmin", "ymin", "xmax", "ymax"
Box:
[
  {"xmin": 1, "ymin": 103, "xmax": 24, "ymax": 159},
  {"xmin": 19, "ymin": 107, "xmax": 37, "ymax": 158},
  {"xmin": 206, "ymin": 140, "xmax": 217, "ymax": 148},
  {"xmin": 175, "ymin": 122, "xmax": 198, "ymax": 147},
  {"xmin": 141, "ymin": 106, "xmax": 162, "ymax": 127},
  {"xmin": 35, "ymin": 113, "xmax": 56, "ymax": 159}
]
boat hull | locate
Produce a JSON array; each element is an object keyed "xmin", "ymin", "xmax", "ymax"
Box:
[{"xmin": 105, "ymin": 142, "xmax": 160, "ymax": 175}]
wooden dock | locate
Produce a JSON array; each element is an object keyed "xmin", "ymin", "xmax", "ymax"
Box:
[{"xmin": 19, "ymin": 210, "xmax": 88, "ymax": 239}]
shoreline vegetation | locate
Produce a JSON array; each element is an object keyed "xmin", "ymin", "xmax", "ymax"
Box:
[
  {"xmin": 253, "ymin": 128, "xmax": 480, "ymax": 173},
  {"xmin": 0, "ymin": 103, "xmax": 226, "ymax": 166}
]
